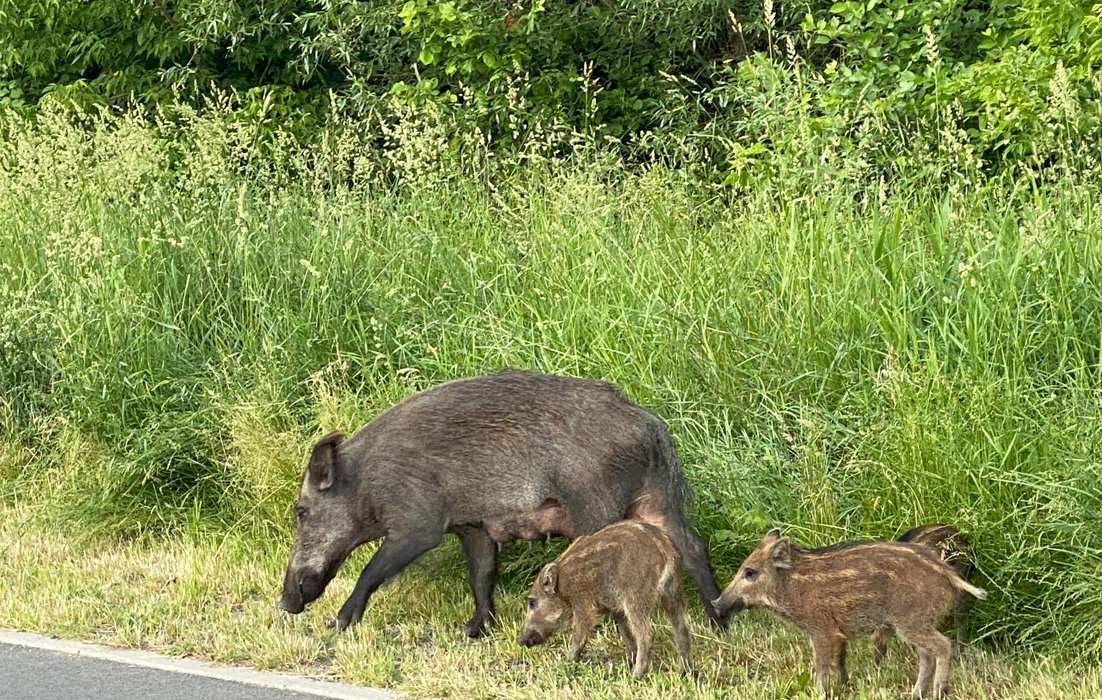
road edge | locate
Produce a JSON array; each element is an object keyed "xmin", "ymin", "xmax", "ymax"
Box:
[{"xmin": 0, "ymin": 629, "xmax": 396, "ymax": 700}]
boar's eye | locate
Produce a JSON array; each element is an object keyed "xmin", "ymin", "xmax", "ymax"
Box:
[
  {"xmin": 294, "ymin": 506, "xmax": 308, "ymax": 522},
  {"xmin": 526, "ymin": 597, "xmax": 537, "ymax": 610},
  {"xmin": 743, "ymin": 568, "xmax": 759, "ymax": 581}
]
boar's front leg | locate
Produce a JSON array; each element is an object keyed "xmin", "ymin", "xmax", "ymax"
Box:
[
  {"xmin": 333, "ymin": 527, "xmax": 443, "ymax": 631},
  {"xmin": 455, "ymin": 526, "xmax": 497, "ymax": 638}
]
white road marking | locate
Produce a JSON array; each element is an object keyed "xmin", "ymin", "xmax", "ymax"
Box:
[{"xmin": 0, "ymin": 629, "xmax": 395, "ymax": 700}]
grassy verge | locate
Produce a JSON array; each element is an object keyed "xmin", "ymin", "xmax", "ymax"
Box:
[
  {"xmin": 1, "ymin": 506, "xmax": 1098, "ymax": 700},
  {"xmin": 2, "ymin": 105, "xmax": 1102, "ymax": 672}
]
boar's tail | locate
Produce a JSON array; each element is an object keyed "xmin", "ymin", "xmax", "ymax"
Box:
[
  {"xmin": 951, "ymin": 575, "xmax": 988, "ymax": 600},
  {"xmin": 644, "ymin": 424, "xmax": 726, "ymax": 621}
]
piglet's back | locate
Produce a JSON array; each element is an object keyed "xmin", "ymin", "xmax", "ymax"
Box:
[
  {"xmin": 556, "ymin": 521, "xmax": 679, "ymax": 599},
  {"xmin": 791, "ymin": 541, "xmax": 963, "ymax": 614}
]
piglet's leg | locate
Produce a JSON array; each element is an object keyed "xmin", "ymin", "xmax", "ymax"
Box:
[
  {"xmin": 662, "ymin": 592, "xmax": 692, "ymax": 674},
  {"xmin": 811, "ymin": 633, "xmax": 845, "ymax": 697},
  {"xmin": 569, "ymin": 605, "xmax": 598, "ymax": 662},
  {"xmin": 912, "ymin": 649, "xmax": 934, "ymax": 699},
  {"xmin": 834, "ymin": 638, "xmax": 849, "ymax": 686},
  {"xmin": 930, "ymin": 633, "xmax": 953, "ymax": 699},
  {"xmin": 613, "ymin": 611, "xmax": 638, "ymax": 667},
  {"xmin": 872, "ymin": 626, "xmax": 892, "ymax": 665},
  {"xmin": 624, "ymin": 606, "xmax": 653, "ymax": 679},
  {"xmin": 903, "ymin": 628, "xmax": 951, "ymax": 699}
]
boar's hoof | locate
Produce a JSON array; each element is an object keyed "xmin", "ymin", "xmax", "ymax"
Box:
[
  {"xmin": 330, "ymin": 606, "xmax": 364, "ymax": 632},
  {"xmin": 276, "ymin": 598, "xmax": 305, "ymax": 615},
  {"xmin": 328, "ymin": 615, "xmax": 360, "ymax": 632},
  {"xmin": 463, "ymin": 615, "xmax": 491, "ymax": 639}
]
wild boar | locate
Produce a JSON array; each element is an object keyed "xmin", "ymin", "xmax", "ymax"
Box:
[
  {"xmin": 873, "ymin": 524, "xmax": 975, "ymax": 663},
  {"xmin": 516, "ymin": 520, "xmax": 691, "ymax": 678},
  {"xmin": 277, "ymin": 370, "xmax": 726, "ymax": 635},
  {"xmin": 713, "ymin": 528, "xmax": 987, "ymax": 699}
]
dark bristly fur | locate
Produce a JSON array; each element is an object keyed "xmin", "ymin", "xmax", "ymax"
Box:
[
  {"xmin": 277, "ymin": 370, "xmax": 725, "ymax": 634},
  {"xmin": 873, "ymin": 524, "xmax": 976, "ymax": 663},
  {"xmin": 714, "ymin": 528, "xmax": 987, "ymax": 699},
  {"xmin": 516, "ymin": 520, "xmax": 692, "ymax": 678}
]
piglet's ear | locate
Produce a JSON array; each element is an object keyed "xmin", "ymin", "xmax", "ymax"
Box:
[
  {"xmin": 770, "ymin": 538, "xmax": 792, "ymax": 570},
  {"xmin": 308, "ymin": 431, "xmax": 344, "ymax": 491},
  {"xmin": 539, "ymin": 562, "xmax": 559, "ymax": 594}
]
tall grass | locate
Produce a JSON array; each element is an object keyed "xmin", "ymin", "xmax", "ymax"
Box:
[{"xmin": 1, "ymin": 104, "xmax": 1100, "ymax": 658}]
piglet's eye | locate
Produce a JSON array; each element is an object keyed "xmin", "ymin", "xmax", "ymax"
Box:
[
  {"xmin": 526, "ymin": 597, "xmax": 537, "ymax": 610},
  {"xmin": 744, "ymin": 568, "xmax": 759, "ymax": 581}
]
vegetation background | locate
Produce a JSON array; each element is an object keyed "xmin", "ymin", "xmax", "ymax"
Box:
[{"xmin": 2, "ymin": 0, "xmax": 1102, "ymax": 695}]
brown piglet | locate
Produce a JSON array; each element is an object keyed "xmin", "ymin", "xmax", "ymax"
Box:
[
  {"xmin": 714, "ymin": 528, "xmax": 986, "ymax": 699},
  {"xmin": 516, "ymin": 520, "xmax": 691, "ymax": 678},
  {"xmin": 873, "ymin": 523, "xmax": 975, "ymax": 663}
]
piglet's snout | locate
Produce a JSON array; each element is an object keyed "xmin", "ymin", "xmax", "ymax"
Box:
[{"xmin": 516, "ymin": 631, "xmax": 543, "ymax": 647}]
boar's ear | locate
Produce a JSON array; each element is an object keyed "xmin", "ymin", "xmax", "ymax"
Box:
[
  {"xmin": 539, "ymin": 562, "xmax": 559, "ymax": 594},
  {"xmin": 765, "ymin": 527, "xmax": 783, "ymax": 540},
  {"xmin": 770, "ymin": 538, "xmax": 792, "ymax": 570},
  {"xmin": 308, "ymin": 431, "xmax": 344, "ymax": 491}
]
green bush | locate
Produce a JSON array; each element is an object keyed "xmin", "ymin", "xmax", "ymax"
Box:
[{"xmin": 3, "ymin": 0, "xmax": 1100, "ymax": 172}]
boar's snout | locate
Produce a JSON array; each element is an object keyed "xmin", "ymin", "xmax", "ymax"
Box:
[
  {"xmin": 277, "ymin": 593, "xmax": 305, "ymax": 614},
  {"xmin": 516, "ymin": 630, "xmax": 545, "ymax": 647},
  {"xmin": 277, "ymin": 567, "xmax": 330, "ymax": 615},
  {"xmin": 277, "ymin": 574, "xmax": 306, "ymax": 614}
]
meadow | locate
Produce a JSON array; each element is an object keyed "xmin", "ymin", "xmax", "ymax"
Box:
[{"xmin": 1, "ymin": 103, "xmax": 1101, "ymax": 697}]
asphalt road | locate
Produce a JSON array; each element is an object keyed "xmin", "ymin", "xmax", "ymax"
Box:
[{"xmin": 0, "ymin": 632, "xmax": 393, "ymax": 700}]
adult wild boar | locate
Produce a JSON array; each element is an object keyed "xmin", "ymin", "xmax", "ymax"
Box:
[{"xmin": 277, "ymin": 370, "xmax": 725, "ymax": 635}]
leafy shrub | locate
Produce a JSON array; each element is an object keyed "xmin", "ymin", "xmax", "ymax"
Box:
[{"xmin": 3, "ymin": 0, "xmax": 1100, "ymax": 172}]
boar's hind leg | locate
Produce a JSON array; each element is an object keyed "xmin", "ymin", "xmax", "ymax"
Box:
[
  {"xmin": 953, "ymin": 597, "xmax": 972, "ymax": 649},
  {"xmin": 455, "ymin": 526, "xmax": 497, "ymax": 638},
  {"xmin": 629, "ymin": 497, "xmax": 725, "ymax": 625},
  {"xmin": 663, "ymin": 517, "xmax": 726, "ymax": 626},
  {"xmin": 333, "ymin": 528, "xmax": 443, "ymax": 631}
]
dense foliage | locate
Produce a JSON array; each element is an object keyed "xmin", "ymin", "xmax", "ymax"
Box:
[{"xmin": 2, "ymin": 0, "xmax": 1100, "ymax": 170}]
